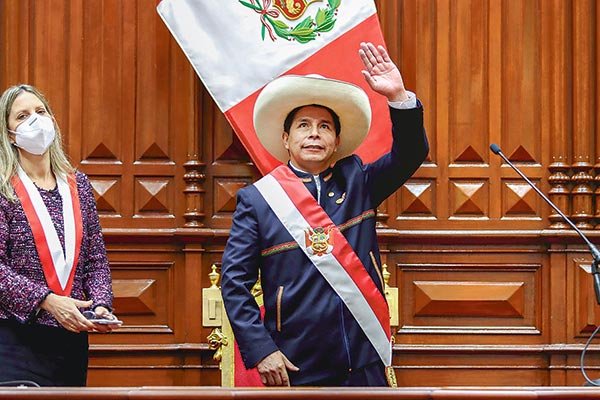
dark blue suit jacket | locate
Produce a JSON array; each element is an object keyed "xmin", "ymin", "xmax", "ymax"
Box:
[{"xmin": 221, "ymin": 104, "xmax": 428, "ymax": 385}]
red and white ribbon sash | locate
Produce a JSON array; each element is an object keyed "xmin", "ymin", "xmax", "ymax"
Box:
[
  {"xmin": 254, "ymin": 165, "xmax": 391, "ymax": 366},
  {"xmin": 12, "ymin": 167, "xmax": 82, "ymax": 296}
]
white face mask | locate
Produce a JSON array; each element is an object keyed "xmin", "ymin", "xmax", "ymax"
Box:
[{"xmin": 9, "ymin": 114, "xmax": 56, "ymax": 155}]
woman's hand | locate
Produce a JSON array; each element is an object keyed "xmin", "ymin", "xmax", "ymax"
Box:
[
  {"xmin": 40, "ymin": 293, "xmax": 96, "ymax": 333},
  {"xmin": 90, "ymin": 306, "xmax": 121, "ymax": 333}
]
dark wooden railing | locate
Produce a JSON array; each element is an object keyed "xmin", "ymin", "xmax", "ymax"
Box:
[{"xmin": 2, "ymin": 387, "xmax": 600, "ymax": 400}]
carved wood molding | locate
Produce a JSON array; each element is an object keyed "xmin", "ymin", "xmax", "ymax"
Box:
[{"xmin": 183, "ymin": 159, "xmax": 207, "ymax": 227}]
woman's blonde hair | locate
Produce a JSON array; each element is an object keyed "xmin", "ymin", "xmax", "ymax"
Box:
[{"xmin": 0, "ymin": 84, "xmax": 74, "ymax": 201}]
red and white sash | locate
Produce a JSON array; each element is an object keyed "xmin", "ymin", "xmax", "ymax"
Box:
[
  {"xmin": 12, "ymin": 166, "xmax": 82, "ymax": 296},
  {"xmin": 254, "ymin": 165, "xmax": 392, "ymax": 366}
]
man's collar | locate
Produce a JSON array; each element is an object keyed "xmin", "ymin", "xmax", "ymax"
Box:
[{"xmin": 287, "ymin": 161, "xmax": 333, "ymax": 181}]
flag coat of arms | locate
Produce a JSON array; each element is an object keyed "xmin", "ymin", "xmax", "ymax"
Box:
[{"xmin": 157, "ymin": 0, "xmax": 392, "ymax": 175}]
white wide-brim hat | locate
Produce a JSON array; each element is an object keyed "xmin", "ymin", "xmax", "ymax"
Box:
[{"xmin": 253, "ymin": 74, "xmax": 372, "ymax": 164}]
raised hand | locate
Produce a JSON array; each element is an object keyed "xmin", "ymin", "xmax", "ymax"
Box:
[{"xmin": 359, "ymin": 42, "xmax": 408, "ymax": 102}]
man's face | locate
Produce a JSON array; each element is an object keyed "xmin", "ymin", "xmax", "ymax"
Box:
[{"xmin": 283, "ymin": 105, "xmax": 340, "ymax": 174}]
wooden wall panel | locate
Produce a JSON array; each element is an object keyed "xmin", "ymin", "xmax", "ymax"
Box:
[
  {"xmin": 3, "ymin": 0, "xmax": 591, "ymax": 231},
  {"xmin": 572, "ymin": 258, "xmax": 599, "ymax": 338},
  {"xmin": 79, "ymin": 0, "xmax": 130, "ymax": 166},
  {"xmin": 389, "ymin": 0, "xmax": 550, "ymax": 230},
  {"xmin": 571, "ymin": 0, "xmax": 595, "ymax": 230},
  {"xmin": 0, "ymin": 0, "xmax": 196, "ymax": 229},
  {"xmin": 110, "ymin": 261, "xmax": 174, "ymax": 334},
  {"xmin": 501, "ymin": 0, "xmax": 542, "ymax": 165},
  {"xmin": 394, "ymin": 350, "xmax": 550, "ymax": 387},
  {"xmin": 2, "ymin": 0, "xmax": 600, "ymax": 388},
  {"xmin": 393, "ymin": 243, "xmax": 547, "ymax": 343},
  {"xmin": 204, "ymin": 89, "xmax": 260, "ymax": 229},
  {"xmin": 448, "ymin": 0, "xmax": 488, "ymax": 166},
  {"xmin": 544, "ymin": 0, "xmax": 571, "ymax": 230}
]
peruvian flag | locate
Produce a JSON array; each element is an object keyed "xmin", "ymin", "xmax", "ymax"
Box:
[{"xmin": 157, "ymin": 0, "xmax": 391, "ymax": 175}]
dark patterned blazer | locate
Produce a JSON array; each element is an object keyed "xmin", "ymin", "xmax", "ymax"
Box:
[{"xmin": 0, "ymin": 172, "xmax": 113, "ymax": 327}]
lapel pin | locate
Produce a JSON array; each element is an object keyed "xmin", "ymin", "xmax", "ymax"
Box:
[{"xmin": 335, "ymin": 192, "xmax": 346, "ymax": 205}]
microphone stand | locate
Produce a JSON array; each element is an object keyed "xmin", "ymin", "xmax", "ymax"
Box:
[
  {"xmin": 490, "ymin": 144, "xmax": 600, "ymax": 302},
  {"xmin": 490, "ymin": 144, "xmax": 600, "ymax": 385}
]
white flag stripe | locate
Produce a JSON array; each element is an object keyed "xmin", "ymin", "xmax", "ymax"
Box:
[
  {"xmin": 17, "ymin": 167, "xmax": 75, "ymax": 289},
  {"xmin": 157, "ymin": 0, "xmax": 377, "ymax": 112},
  {"xmin": 255, "ymin": 174, "xmax": 391, "ymax": 366}
]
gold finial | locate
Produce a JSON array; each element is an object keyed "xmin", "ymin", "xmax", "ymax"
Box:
[
  {"xmin": 209, "ymin": 264, "xmax": 220, "ymax": 288},
  {"xmin": 382, "ymin": 263, "xmax": 391, "ymax": 289}
]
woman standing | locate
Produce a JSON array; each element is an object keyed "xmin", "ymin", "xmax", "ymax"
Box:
[{"xmin": 0, "ymin": 84, "xmax": 119, "ymax": 386}]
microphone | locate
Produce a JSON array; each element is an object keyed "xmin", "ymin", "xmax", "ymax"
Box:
[{"xmin": 489, "ymin": 144, "xmax": 600, "ymax": 304}]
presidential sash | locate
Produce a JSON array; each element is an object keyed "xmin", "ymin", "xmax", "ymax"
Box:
[
  {"xmin": 12, "ymin": 167, "xmax": 83, "ymax": 296},
  {"xmin": 254, "ymin": 165, "xmax": 392, "ymax": 366}
]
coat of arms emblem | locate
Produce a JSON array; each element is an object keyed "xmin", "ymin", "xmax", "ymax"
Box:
[
  {"xmin": 239, "ymin": 0, "xmax": 341, "ymax": 43},
  {"xmin": 273, "ymin": 0, "xmax": 317, "ymax": 20},
  {"xmin": 305, "ymin": 226, "xmax": 335, "ymax": 256}
]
